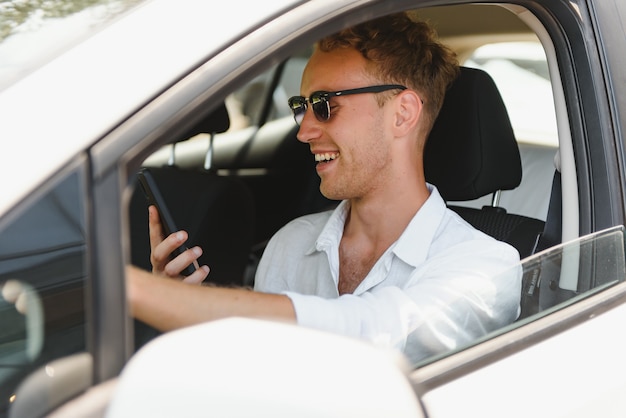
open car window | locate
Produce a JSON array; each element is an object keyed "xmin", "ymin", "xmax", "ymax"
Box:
[
  {"xmin": 134, "ymin": 4, "xmax": 571, "ymax": 367},
  {"xmin": 116, "ymin": 1, "xmax": 622, "ymax": 379}
]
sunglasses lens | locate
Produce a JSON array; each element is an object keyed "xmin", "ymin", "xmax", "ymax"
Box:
[
  {"xmin": 288, "ymin": 96, "xmax": 307, "ymax": 124},
  {"xmin": 310, "ymin": 93, "xmax": 330, "ymax": 122},
  {"xmin": 312, "ymin": 102, "xmax": 329, "ymax": 121},
  {"xmin": 288, "ymin": 93, "xmax": 331, "ymax": 125}
]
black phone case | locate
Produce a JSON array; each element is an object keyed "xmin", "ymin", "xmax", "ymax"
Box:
[{"xmin": 137, "ymin": 168, "xmax": 196, "ymax": 276}]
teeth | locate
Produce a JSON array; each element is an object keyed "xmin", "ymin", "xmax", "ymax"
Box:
[{"xmin": 315, "ymin": 153, "xmax": 338, "ymax": 162}]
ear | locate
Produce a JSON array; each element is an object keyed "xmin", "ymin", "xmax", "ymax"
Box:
[{"xmin": 391, "ymin": 90, "xmax": 422, "ymax": 136}]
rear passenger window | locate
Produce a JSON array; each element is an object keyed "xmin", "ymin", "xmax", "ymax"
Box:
[
  {"xmin": 464, "ymin": 41, "xmax": 558, "ymax": 147},
  {"xmin": 226, "ymin": 47, "xmax": 311, "ymax": 130},
  {"xmin": 0, "ymin": 166, "xmax": 88, "ymax": 415}
]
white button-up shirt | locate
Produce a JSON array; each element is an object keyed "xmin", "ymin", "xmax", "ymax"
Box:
[{"xmin": 254, "ymin": 185, "xmax": 521, "ymax": 365}]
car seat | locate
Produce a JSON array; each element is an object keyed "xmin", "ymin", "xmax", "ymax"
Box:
[{"xmin": 424, "ymin": 66, "xmax": 546, "ymax": 260}]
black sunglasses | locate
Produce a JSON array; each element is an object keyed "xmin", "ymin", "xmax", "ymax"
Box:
[{"xmin": 288, "ymin": 84, "xmax": 407, "ymax": 125}]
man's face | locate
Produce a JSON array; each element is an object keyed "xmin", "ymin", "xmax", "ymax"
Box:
[{"xmin": 297, "ymin": 47, "xmax": 395, "ymax": 201}]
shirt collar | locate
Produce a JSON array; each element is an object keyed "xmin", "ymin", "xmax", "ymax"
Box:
[
  {"xmin": 306, "ymin": 200, "xmax": 349, "ymax": 255},
  {"xmin": 392, "ymin": 184, "xmax": 447, "ymax": 267},
  {"xmin": 307, "ymin": 184, "xmax": 446, "ymax": 265}
]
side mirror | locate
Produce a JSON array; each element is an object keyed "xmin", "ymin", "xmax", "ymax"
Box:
[{"xmin": 107, "ymin": 318, "xmax": 426, "ymax": 417}]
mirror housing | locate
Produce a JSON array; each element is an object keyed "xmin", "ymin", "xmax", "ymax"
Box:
[{"xmin": 107, "ymin": 318, "xmax": 425, "ymax": 417}]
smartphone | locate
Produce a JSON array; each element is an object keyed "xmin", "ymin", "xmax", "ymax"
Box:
[{"xmin": 136, "ymin": 168, "xmax": 197, "ymax": 276}]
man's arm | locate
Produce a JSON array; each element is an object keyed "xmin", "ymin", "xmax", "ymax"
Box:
[
  {"xmin": 282, "ymin": 240, "xmax": 522, "ymax": 364},
  {"xmin": 126, "ymin": 266, "xmax": 296, "ymax": 331}
]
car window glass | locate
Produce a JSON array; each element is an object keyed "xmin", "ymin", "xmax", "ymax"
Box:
[
  {"xmin": 520, "ymin": 226, "xmax": 626, "ymax": 318},
  {"xmin": 464, "ymin": 41, "xmax": 558, "ymax": 147},
  {"xmin": 226, "ymin": 47, "xmax": 311, "ymax": 131},
  {"xmin": 417, "ymin": 226, "xmax": 626, "ymax": 367},
  {"xmin": 0, "ymin": 167, "xmax": 88, "ymax": 416},
  {"xmin": 226, "ymin": 72, "xmax": 273, "ymax": 130}
]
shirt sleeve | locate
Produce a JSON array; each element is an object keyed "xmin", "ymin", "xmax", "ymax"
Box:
[{"xmin": 284, "ymin": 240, "xmax": 522, "ymax": 365}]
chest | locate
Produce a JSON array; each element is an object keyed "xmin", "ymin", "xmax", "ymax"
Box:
[{"xmin": 338, "ymin": 243, "xmax": 381, "ymax": 295}]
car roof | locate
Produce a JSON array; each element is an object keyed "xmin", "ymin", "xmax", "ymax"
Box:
[{"xmin": 0, "ymin": 0, "xmax": 302, "ymax": 218}]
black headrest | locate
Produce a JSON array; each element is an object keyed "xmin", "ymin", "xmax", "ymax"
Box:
[
  {"xmin": 424, "ymin": 67, "xmax": 521, "ymax": 201},
  {"xmin": 175, "ymin": 102, "xmax": 230, "ymax": 143}
]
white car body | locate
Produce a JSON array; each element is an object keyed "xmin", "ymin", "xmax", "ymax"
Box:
[{"xmin": 1, "ymin": 0, "xmax": 626, "ymax": 416}]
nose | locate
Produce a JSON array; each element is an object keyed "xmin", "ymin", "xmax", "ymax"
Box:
[{"xmin": 295, "ymin": 107, "xmax": 321, "ymax": 144}]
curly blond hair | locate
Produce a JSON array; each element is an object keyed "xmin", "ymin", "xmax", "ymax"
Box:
[{"xmin": 318, "ymin": 12, "xmax": 459, "ymax": 136}]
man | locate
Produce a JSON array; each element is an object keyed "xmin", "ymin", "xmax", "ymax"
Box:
[{"xmin": 127, "ymin": 12, "xmax": 521, "ymax": 364}]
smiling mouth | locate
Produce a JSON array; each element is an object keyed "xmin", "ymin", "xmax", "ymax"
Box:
[{"xmin": 315, "ymin": 152, "xmax": 339, "ymax": 164}]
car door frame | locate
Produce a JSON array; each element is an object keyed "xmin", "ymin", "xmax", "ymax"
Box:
[{"xmin": 85, "ymin": 0, "xmax": 626, "ymax": 405}]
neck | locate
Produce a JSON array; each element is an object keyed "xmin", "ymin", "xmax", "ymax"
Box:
[{"xmin": 344, "ymin": 177, "xmax": 430, "ymax": 248}]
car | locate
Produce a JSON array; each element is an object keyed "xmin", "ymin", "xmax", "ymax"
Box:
[{"xmin": 1, "ymin": 0, "xmax": 626, "ymax": 416}]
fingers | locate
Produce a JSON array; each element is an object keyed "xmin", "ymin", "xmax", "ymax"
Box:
[
  {"xmin": 148, "ymin": 205, "xmax": 165, "ymax": 251},
  {"xmin": 150, "ymin": 228, "xmax": 185, "ymax": 272},
  {"xmin": 182, "ymin": 265, "xmax": 210, "ymax": 285},
  {"xmin": 147, "ymin": 205, "xmax": 209, "ymax": 283},
  {"xmin": 162, "ymin": 246, "xmax": 202, "ymax": 277}
]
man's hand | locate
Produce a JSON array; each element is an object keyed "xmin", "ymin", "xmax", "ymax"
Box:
[{"xmin": 148, "ymin": 205, "xmax": 209, "ymax": 284}]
